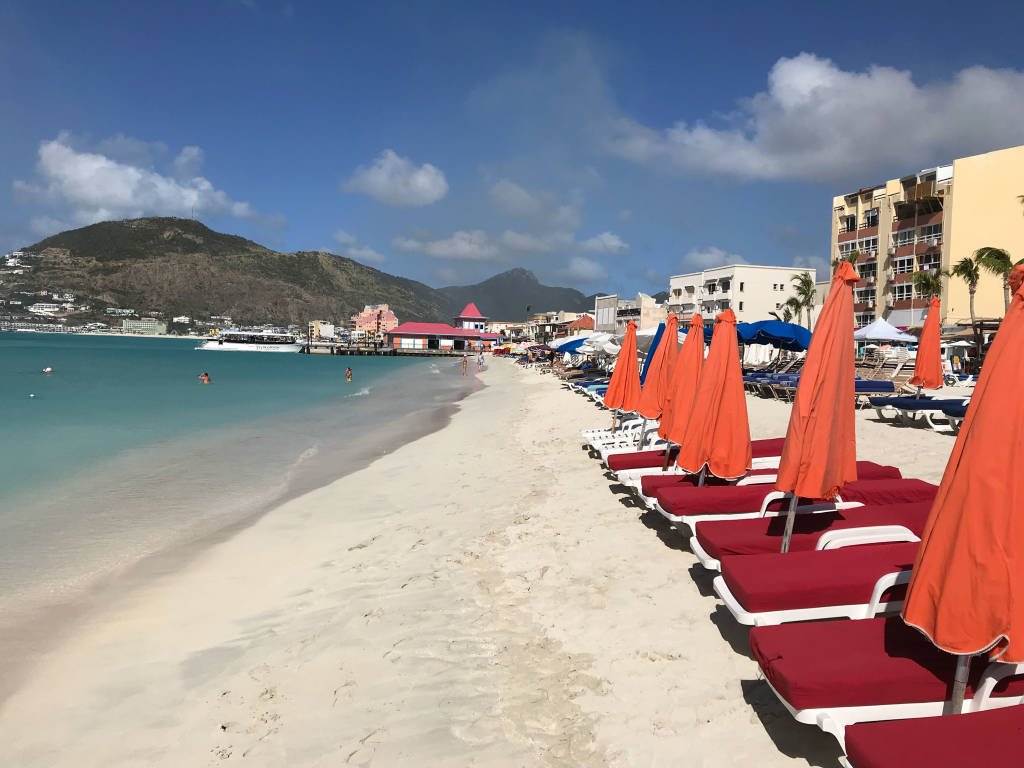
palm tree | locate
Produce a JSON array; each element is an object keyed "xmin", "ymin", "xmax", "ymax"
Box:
[
  {"xmin": 768, "ymin": 305, "xmax": 794, "ymax": 323},
  {"xmin": 832, "ymin": 248, "xmax": 859, "ymax": 272},
  {"xmin": 790, "ymin": 271, "xmax": 816, "ymax": 328},
  {"xmin": 949, "ymin": 255, "xmax": 981, "ymax": 329},
  {"xmin": 784, "ymin": 295, "xmax": 804, "ymax": 326},
  {"xmin": 974, "ymin": 247, "xmax": 1018, "ymax": 312},
  {"xmin": 911, "ymin": 269, "xmax": 945, "ymax": 301}
]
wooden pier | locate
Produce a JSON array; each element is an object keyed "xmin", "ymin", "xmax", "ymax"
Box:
[{"xmin": 302, "ymin": 343, "xmax": 473, "ymax": 357}]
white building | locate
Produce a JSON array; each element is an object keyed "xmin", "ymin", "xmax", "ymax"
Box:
[
  {"xmin": 122, "ymin": 317, "xmax": 167, "ymax": 335},
  {"xmin": 172, "ymin": 315, "xmax": 191, "ymax": 324},
  {"xmin": 28, "ymin": 303, "xmax": 61, "ymax": 316},
  {"xmin": 667, "ymin": 264, "xmax": 816, "ymax": 325}
]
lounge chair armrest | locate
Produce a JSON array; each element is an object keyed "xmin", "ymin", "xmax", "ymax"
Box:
[
  {"xmin": 736, "ymin": 474, "xmax": 777, "ymax": 486},
  {"xmin": 865, "ymin": 570, "xmax": 913, "ymax": 617},
  {"xmin": 815, "ymin": 526, "xmax": 921, "ymax": 551},
  {"xmin": 758, "ymin": 491, "xmax": 789, "ymax": 517},
  {"xmin": 969, "ymin": 662, "xmax": 1024, "ymax": 711}
]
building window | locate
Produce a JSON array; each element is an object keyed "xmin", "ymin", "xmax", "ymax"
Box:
[
  {"xmin": 860, "ymin": 262, "xmax": 878, "ymax": 280},
  {"xmin": 840, "ymin": 215, "xmax": 856, "ymax": 233},
  {"xmin": 894, "ymin": 257, "xmax": 915, "ymax": 275},
  {"xmin": 918, "ymin": 252, "xmax": 941, "ymax": 270},
  {"xmin": 738, "ymin": 301, "xmax": 744, "ymax": 311},
  {"xmin": 838, "ymin": 242, "xmax": 858, "ymax": 257},
  {"xmin": 863, "ymin": 208, "xmax": 879, "ymax": 228},
  {"xmin": 858, "ymin": 236, "xmax": 878, "ymax": 256},
  {"xmin": 895, "ymin": 229, "xmax": 915, "ymax": 247},
  {"xmin": 918, "ymin": 224, "xmax": 942, "ymax": 244},
  {"xmin": 775, "ymin": 303, "xmax": 782, "ymax": 310},
  {"xmin": 893, "ymin": 284, "xmax": 913, "ymax": 301},
  {"xmin": 739, "ymin": 282, "xmax": 744, "ymax": 292}
]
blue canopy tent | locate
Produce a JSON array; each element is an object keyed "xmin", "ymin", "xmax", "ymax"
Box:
[
  {"xmin": 557, "ymin": 336, "xmax": 591, "ymax": 354},
  {"xmin": 680, "ymin": 323, "xmax": 714, "ymax": 344},
  {"xmin": 737, "ymin": 320, "xmax": 812, "ymax": 352}
]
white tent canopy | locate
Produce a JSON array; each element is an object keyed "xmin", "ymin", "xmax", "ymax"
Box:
[
  {"xmin": 853, "ymin": 318, "xmax": 917, "ymax": 343},
  {"xmin": 550, "ymin": 331, "xmax": 593, "ymax": 350}
]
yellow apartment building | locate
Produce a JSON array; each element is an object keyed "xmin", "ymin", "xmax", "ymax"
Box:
[{"xmin": 830, "ymin": 144, "xmax": 1024, "ymax": 328}]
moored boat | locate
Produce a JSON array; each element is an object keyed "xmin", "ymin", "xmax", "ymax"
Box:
[{"xmin": 198, "ymin": 330, "xmax": 303, "ymax": 353}]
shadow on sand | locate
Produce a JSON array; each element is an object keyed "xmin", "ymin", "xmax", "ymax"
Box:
[{"xmin": 741, "ymin": 679, "xmax": 844, "ymax": 767}]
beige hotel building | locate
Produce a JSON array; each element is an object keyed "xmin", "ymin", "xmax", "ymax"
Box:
[{"xmin": 831, "ymin": 144, "xmax": 1024, "ymax": 328}]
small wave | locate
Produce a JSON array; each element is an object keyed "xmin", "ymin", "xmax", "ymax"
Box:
[
  {"xmin": 429, "ymin": 364, "xmax": 440, "ymax": 374},
  {"xmin": 346, "ymin": 387, "xmax": 372, "ymax": 398}
]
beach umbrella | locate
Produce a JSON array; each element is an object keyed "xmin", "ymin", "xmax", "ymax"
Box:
[
  {"xmin": 908, "ymin": 297, "xmax": 943, "ymax": 390},
  {"xmin": 902, "ymin": 266, "xmax": 1024, "ymax": 712},
  {"xmin": 636, "ymin": 314, "xmax": 678, "ymax": 420},
  {"xmin": 657, "ymin": 313, "xmax": 704, "ymax": 469},
  {"xmin": 737, "ymin": 320, "xmax": 812, "ymax": 352},
  {"xmin": 676, "ymin": 309, "xmax": 751, "ymax": 481},
  {"xmin": 775, "ymin": 261, "xmax": 860, "ymax": 552},
  {"xmin": 602, "ymin": 320, "xmax": 641, "ymax": 428}
]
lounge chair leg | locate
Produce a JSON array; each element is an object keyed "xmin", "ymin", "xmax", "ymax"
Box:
[{"xmin": 661, "ymin": 443, "xmax": 675, "ymax": 471}]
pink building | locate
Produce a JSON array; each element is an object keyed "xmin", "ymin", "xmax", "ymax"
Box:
[
  {"xmin": 386, "ymin": 302, "xmax": 499, "ymax": 352},
  {"xmin": 351, "ymin": 304, "xmax": 399, "ymax": 337}
]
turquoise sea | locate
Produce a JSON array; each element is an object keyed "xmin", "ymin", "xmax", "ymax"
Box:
[{"xmin": 0, "ymin": 333, "xmax": 477, "ymax": 671}]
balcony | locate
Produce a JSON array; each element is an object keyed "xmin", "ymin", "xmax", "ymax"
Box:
[
  {"xmin": 856, "ymin": 224, "xmax": 879, "ymax": 238},
  {"xmin": 855, "ymin": 252, "xmax": 877, "ymax": 265},
  {"xmin": 837, "ymin": 230, "xmax": 858, "ymax": 243},
  {"xmin": 853, "ymin": 301, "xmax": 874, "ymax": 313},
  {"xmin": 892, "ymin": 210, "xmax": 943, "ymax": 229},
  {"xmin": 915, "ymin": 237, "xmax": 942, "ymax": 253}
]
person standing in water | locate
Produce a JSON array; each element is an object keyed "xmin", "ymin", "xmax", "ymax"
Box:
[
  {"xmin": 198, "ymin": 372, "xmax": 211, "ymax": 384},
  {"xmin": 345, "ymin": 367, "xmax": 353, "ymax": 383},
  {"xmin": 477, "ymin": 351, "xmax": 484, "ymax": 369}
]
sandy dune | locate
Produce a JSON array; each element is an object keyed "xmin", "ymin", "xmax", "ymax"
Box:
[{"xmin": 0, "ymin": 362, "xmax": 956, "ymax": 766}]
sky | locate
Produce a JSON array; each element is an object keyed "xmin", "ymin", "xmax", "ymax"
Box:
[{"xmin": 4, "ymin": 0, "xmax": 1024, "ymax": 294}]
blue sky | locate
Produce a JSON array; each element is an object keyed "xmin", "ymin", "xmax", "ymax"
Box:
[{"xmin": 4, "ymin": 0, "xmax": 1024, "ymax": 293}]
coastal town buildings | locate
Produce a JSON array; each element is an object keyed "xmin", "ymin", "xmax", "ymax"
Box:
[
  {"xmin": 667, "ymin": 265, "xmax": 815, "ymax": 325},
  {"xmin": 831, "ymin": 144, "xmax": 1024, "ymax": 328},
  {"xmin": 486, "ymin": 320, "xmax": 527, "ymax": 340},
  {"xmin": 121, "ymin": 317, "xmax": 168, "ymax": 335},
  {"xmin": 524, "ymin": 310, "xmax": 588, "ymax": 342},
  {"xmin": 594, "ymin": 293, "xmax": 667, "ymax": 333},
  {"xmin": 351, "ymin": 304, "xmax": 399, "ymax": 339},
  {"xmin": 308, "ymin": 320, "xmax": 337, "ymax": 340},
  {"xmin": 387, "ymin": 302, "xmax": 499, "ymax": 352}
]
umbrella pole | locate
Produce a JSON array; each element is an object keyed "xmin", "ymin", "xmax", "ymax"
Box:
[
  {"xmin": 611, "ymin": 408, "xmax": 619, "ymax": 434},
  {"xmin": 950, "ymin": 655, "xmax": 972, "ymax": 715},
  {"xmin": 697, "ymin": 466, "xmax": 706, "ymax": 487},
  {"xmin": 661, "ymin": 443, "xmax": 674, "ymax": 471},
  {"xmin": 636, "ymin": 417, "xmax": 647, "ymax": 448},
  {"xmin": 780, "ymin": 494, "xmax": 798, "ymax": 553}
]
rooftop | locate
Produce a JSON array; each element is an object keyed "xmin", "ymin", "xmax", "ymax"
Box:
[{"xmin": 455, "ymin": 302, "xmax": 487, "ymax": 319}]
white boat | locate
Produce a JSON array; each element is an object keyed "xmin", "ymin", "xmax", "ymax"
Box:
[{"xmin": 198, "ymin": 330, "xmax": 304, "ymax": 353}]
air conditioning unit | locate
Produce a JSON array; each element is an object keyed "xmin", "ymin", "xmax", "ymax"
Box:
[
  {"xmin": 887, "ymin": 246, "xmax": 896, "ymax": 256},
  {"xmin": 886, "ymin": 297, "xmax": 895, "ymax": 308},
  {"xmin": 867, "ymin": 277, "xmax": 876, "ymax": 285},
  {"xmin": 887, "ymin": 269, "xmax": 895, "ymax": 279}
]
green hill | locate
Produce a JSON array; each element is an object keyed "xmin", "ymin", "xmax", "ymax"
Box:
[{"xmin": 16, "ymin": 217, "xmax": 600, "ymax": 327}]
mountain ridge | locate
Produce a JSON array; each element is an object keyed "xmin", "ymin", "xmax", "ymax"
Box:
[{"xmin": 13, "ymin": 217, "xmax": 597, "ymax": 326}]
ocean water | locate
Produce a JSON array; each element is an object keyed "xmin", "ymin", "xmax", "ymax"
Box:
[{"xmin": 0, "ymin": 333, "xmax": 478, "ymax": 680}]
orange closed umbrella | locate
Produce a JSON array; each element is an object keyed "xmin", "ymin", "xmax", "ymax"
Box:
[
  {"xmin": 676, "ymin": 309, "xmax": 751, "ymax": 481},
  {"xmin": 909, "ymin": 297, "xmax": 943, "ymax": 390},
  {"xmin": 658, "ymin": 314, "xmax": 704, "ymax": 444},
  {"xmin": 775, "ymin": 261, "xmax": 859, "ymax": 551},
  {"xmin": 636, "ymin": 313, "xmax": 679, "ymax": 419},
  {"xmin": 902, "ymin": 266, "xmax": 1024, "ymax": 710},
  {"xmin": 603, "ymin": 320, "xmax": 641, "ymax": 418}
]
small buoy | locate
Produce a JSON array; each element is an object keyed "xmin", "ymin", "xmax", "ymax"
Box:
[
  {"xmin": 29, "ymin": 393, "xmax": 35, "ymax": 398},
  {"xmin": 43, "ymin": 367, "xmax": 53, "ymax": 373}
]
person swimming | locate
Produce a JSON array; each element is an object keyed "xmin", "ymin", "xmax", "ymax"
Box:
[
  {"xmin": 198, "ymin": 371, "xmax": 211, "ymax": 384},
  {"xmin": 345, "ymin": 367, "xmax": 353, "ymax": 382}
]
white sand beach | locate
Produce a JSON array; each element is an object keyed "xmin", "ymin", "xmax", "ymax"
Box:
[{"xmin": 0, "ymin": 362, "xmax": 958, "ymax": 767}]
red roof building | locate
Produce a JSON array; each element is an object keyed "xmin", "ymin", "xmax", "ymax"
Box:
[{"xmin": 387, "ymin": 302, "xmax": 499, "ymax": 352}]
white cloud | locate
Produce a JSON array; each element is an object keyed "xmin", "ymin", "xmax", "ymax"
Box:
[
  {"xmin": 580, "ymin": 231, "xmax": 629, "ymax": 254},
  {"xmin": 489, "ymin": 179, "xmax": 543, "ymax": 218},
  {"xmin": 606, "ymin": 53, "xmax": 1024, "ymax": 181},
  {"xmin": 562, "ymin": 256, "xmax": 607, "ymax": 283},
  {"xmin": 683, "ymin": 246, "xmax": 746, "ymax": 270},
  {"xmin": 344, "ymin": 149, "xmax": 448, "ymax": 207},
  {"xmin": 499, "ymin": 229, "xmax": 556, "ymax": 253},
  {"xmin": 330, "ymin": 228, "xmax": 386, "ymax": 264},
  {"xmin": 488, "ymin": 178, "xmax": 582, "ymax": 232},
  {"xmin": 331, "ymin": 228, "xmax": 357, "ymax": 246},
  {"xmin": 393, "ymin": 230, "xmax": 500, "ymax": 261},
  {"xmin": 172, "ymin": 146, "xmax": 205, "ymax": 180},
  {"xmin": 13, "ymin": 134, "xmax": 281, "ymax": 232},
  {"xmin": 346, "ymin": 244, "xmax": 386, "ymax": 264}
]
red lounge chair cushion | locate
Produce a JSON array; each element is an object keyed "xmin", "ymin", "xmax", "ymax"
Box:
[
  {"xmin": 720, "ymin": 542, "xmax": 918, "ymax": 613},
  {"xmin": 607, "ymin": 447, "xmax": 678, "ymax": 472},
  {"xmin": 750, "ymin": 616, "xmax": 1024, "ymax": 710},
  {"xmin": 657, "ymin": 479, "xmax": 936, "ymax": 518},
  {"xmin": 641, "ymin": 461, "xmax": 901, "ymax": 500},
  {"xmin": 845, "ymin": 705, "xmax": 1024, "ymax": 768},
  {"xmin": 608, "ymin": 437, "xmax": 786, "ymax": 472},
  {"xmin": 694, "ymin": 501, "xmax": 935, "ymax": 560}
]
